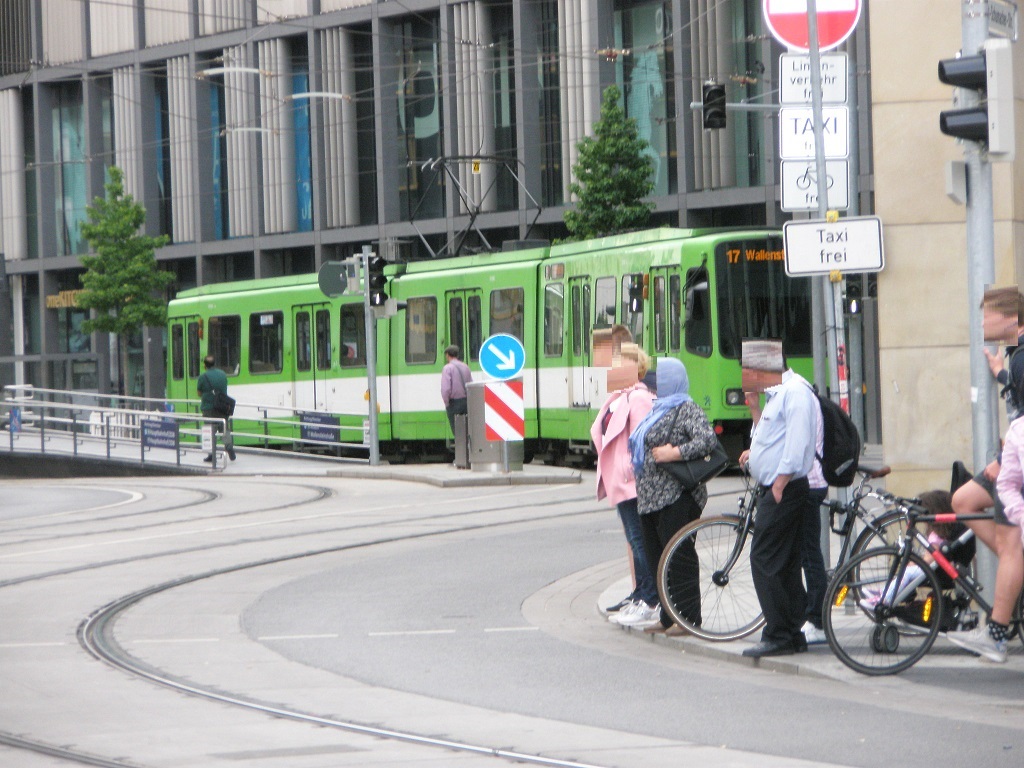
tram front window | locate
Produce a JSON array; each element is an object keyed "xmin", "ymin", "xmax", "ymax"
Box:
[{"xmin": 715, "ymin": 239, "xmax": 812, "ymax": 360}]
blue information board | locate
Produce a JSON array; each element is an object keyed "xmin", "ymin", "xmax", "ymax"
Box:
[{"xmin": 479, "ymin": 334, "xmax": 525, "ymax": 380}]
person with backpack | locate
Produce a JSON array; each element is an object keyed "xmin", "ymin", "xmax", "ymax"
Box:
[
  {"xmin": 738, "ymin": 365, "xmax": 818, "ymax": 658},
  {"xmin": 947, "ymin": 288, "xmax": 1024, "ymax": 662}
]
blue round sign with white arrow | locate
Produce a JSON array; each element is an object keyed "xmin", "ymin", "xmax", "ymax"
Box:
[{"xmin": 479, "ymin": 333, "xmax": 525, "ymax": 380}]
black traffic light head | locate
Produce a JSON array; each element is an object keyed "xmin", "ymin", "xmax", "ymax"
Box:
[
  {"xmin": 938, "ymin": 39, "xmax": 1015, "ymax": 158},
  {"xmin": 367, "ymin": 255, "xmax": 388, "ymax": 306},
  {"xmin": 702, "ymin": 82, "xmax": 726, "ymax": 130}
]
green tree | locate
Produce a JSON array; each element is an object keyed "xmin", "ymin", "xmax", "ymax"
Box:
[
  {"xmin": 78, "ymin": 166, "xmax": 173, "ymax": 395},
  {"xmin": 563, "ymin": 84, "xmax": 655, "ymax": 241}
]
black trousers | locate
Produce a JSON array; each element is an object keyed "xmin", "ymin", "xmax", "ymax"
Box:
[
  {"xmin": 640, "ymin": 491, "xmax": 703, "ymax": 628},
  {"xmin": 751, "ymin": 476, "xmax": 810, "ymax": 643}
]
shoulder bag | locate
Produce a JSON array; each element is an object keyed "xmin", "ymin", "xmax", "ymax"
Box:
[
  {"xmin": 662, "ymin": 406, "xmax": 729, "ymax": 490},
  {"xmin": 213, "ymin": 389, "xmax": 236, "ymax": 417}
]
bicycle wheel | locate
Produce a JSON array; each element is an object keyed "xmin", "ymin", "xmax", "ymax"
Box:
[
  {"xmin": 849, "ymin": 508, "xmax": 907, "ymax": 559},
  {"xmin": 657, "ymin": 515, "xmax": 765, "ymax": 641},
  {"xmin": 823, "ymin": 547, "xmax": 944, "ymax": 675}
]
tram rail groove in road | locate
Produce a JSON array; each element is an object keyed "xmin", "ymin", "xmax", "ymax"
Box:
[{"xmin": 2, "ymin": 477, "xmax": 619, "ymax": 767}]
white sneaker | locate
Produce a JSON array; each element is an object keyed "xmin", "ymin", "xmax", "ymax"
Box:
[
  {"xmin": 608, "ymin": 600, "xmax": 639, "ymax": 623},
  {"xmin": 946, "ymin": 625, "xmax": 1008, "ymax": 663},
  {"xmin": 801, "ymin": 621, "xmax": 827, "ymax": 645},
  {"xmin": 615, "ymin": 601, "xmax": 661, "ymax": 627}
]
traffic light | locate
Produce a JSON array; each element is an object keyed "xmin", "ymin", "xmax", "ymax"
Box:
[
  {"xmin": 367, "ymin": 255, "xmax": 388, "ymax": 306},
  {"xmin": 938, "ymin": 38, "xmax": 1014, "ymax": 159},
  {"xmin": 845, "ymin": 281, "xmax": 862, "ymax": 316},
  {"xmin": 702, "ymin": 82, "xmax": 726, "ymax": 130}
]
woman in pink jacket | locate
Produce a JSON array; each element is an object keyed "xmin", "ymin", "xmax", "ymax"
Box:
[{"xmin": 591, "ymin": 347, "xmax": 657, "ymax": 622}]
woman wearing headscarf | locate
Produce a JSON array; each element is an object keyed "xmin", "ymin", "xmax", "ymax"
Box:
[{"xmin": 627, "ymin": 358, "xmax": 717, "ymax": 633}]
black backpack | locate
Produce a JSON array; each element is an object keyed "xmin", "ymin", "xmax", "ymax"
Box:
[
  {"xmin": 812, "ymin": 391, "xmax": 861, "ymax": 487},
  {"xmin": 1000, "ymin": 345, "xmax": 1024, "ymax": 421}
]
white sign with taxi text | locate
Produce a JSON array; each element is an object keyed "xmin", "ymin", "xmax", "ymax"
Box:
[{"xmin": 783, "ymin": 216, "xmax": 884, "ymax": 276}]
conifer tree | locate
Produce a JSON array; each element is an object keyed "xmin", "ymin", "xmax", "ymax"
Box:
[{"xmin": 564, "ymin": 84, "xmax": 655, "ymax": 241}]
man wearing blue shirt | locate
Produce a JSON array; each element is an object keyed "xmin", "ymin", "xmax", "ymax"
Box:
[{"xmin": 739, "ymin": 368, "xmax": 817, "ymax": 658}]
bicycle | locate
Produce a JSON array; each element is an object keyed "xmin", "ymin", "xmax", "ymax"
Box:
[
  {"xmin": 657, "ymin": 464, "xmax": 905, "ymax": 641},
  {"xmin": 823, "ymin": 503, "xmax": 1024, "ymax": 675}
]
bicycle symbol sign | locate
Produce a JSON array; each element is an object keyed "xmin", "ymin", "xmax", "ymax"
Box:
[{"xmin": 781, "ymin": 159, "xmax": 849, "ymax": 212}]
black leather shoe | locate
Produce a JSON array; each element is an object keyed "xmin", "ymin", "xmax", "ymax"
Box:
[
  {"xmin": 742, "ymin": 639, "xmax": 795, "ymax": 658},
  {"xmin": 203, "ymin": 455, "xmax": 213, "ymax": 463},
  {"xmin": 228, "ymin": 450, "xmax": 236, "ymax": 461},
  {"xmin": 793, "ymin": 633, "xmax": 808, "ymax": 653}
]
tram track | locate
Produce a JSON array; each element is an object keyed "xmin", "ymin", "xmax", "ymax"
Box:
[
  {"xmin": 0, "ymin": 477, "xmax": 747, "ymax": 767},
  {"xmin": 4, "ymin": 490, "xmax": 614, "ymax": 767}
]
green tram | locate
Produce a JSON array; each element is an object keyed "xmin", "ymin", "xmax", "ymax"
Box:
[{"xmin": 165, "ymin": 228, "xmax": 812, "ymax": 462}]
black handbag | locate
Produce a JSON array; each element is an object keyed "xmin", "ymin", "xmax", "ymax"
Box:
[
  {"xmin": 663, "ymin": 440, "xmax": 730, "ymax": 489},
  {"xmin": 660, "ymin": 407, "xmax": 729, "ymax": 489}
]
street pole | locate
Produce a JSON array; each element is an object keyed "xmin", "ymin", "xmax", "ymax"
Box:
[
  {"xmin": 960, "ymin": 1, "xmax": 1000, "ymax": 590},
  {"xmin": 806, "ymin": 2, "xmax": 848, "ymax": 420},
  {"xmin": 362, "ymin": 245, "xmax": 381, "ymax": 466}
]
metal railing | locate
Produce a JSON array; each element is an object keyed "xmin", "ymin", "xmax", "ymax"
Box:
[{"xmin": 1, "ymin": 385, "xmax": 372, "ymax": 470}]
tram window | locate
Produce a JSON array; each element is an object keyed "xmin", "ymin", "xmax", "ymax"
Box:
[
  {"xmin": 406, "ymin": 296, "xmax": 438, "ymax": 364},
  {"xmin": 295, "ymin": 312, "xmax": 312, "ymax": 372},
  {"xmin": 340, "ymin": 304, "xmax": 366, "ymax": 367},
  {"xmin": 653, "ymin": 276, "xmax": 667, "ymax": 353},
  {"xmin": 594, "ymin": 277, "xmax": 615, "ymax": 330},
  {"xmin": 684, "ymin": 268, "xmax": 712, "ymax": 357},
  {"xmin": 544, "ymin": 283, "xmax": 564, "ymax": 357},
  {"xmin": 171, "ymin": 325, "xmax": 184, "ymax": 380},
  {"xmin": 490, "ymin": 287, "xmax": 524, "ymax": 342},
  {"xmin": 571, "ymin": 284, "xmax": 581, "ymax": 356},
  {"xmin": 187, "ymin": 322, "xmax": 201, "ymax": 378},
  {"xmin": 582, "ymin": 283, "xmax": 592, "ymax": 354},
  {"xmin": 315, "ymin": 309, "xmax": 332, "ymax": 370},
  {"xmin": 248, "ymin": 311, "xmax": 284, "ymax": 374},
  {"xmin": 621, "ymin": 274, "xmax": 643, "ymax": 343},
  {"xmin": 448, "ymin": 296, "xmax": 464, "ymax": 359},
  {"xmin": 207, "ymin": 315, "xmax": 241, "ymax": 374},
  {"xmin": 468, "ymin": 294, "xmax": 482, "ymax": 363},
  {"xmin": 715, "ymin": 240, "xmax": 812, "ymax": 359},
  {"xmin": 669, "ymin": 275, "xmax": 682, "ymax": 353}
]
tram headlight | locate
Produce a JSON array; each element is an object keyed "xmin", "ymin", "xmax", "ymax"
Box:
[{"xmin": 725, "ymin": 388, "xmax": 745, "ymax": 406}]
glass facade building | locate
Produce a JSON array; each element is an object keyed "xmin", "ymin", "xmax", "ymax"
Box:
[{"xmin": 0, "ymin": 0, "xmax": 871, "ymax": 399}]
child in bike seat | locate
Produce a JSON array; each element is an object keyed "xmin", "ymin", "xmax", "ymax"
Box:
[{"xmin": 860, "ymin": 490, "xmax": 976, "ymax": 609}]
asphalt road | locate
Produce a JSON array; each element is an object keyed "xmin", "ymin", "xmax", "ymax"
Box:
[{"xmin": 2, "ymin": 470, "xmax": 1022, "ymax": 768}]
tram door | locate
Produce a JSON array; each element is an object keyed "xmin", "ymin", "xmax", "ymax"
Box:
[
  {"xmin": 567, "ymin": 276, "xmax": 592, "ymax": 412},
  {"xmin": 168, "ymin": 315, "xmax": 202, "ymax": 406},
  {"xmin": 445, "ymin": 289, "xmax": 483, "ymax": 365},
  {"xmin": 292, "ymin": 304, "xmax": 333, "ymax": 412}
]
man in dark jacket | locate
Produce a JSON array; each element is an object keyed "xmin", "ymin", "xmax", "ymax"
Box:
[{"xmin": 197, "ymin": 355, "xmax": 236, "ymax": 462}]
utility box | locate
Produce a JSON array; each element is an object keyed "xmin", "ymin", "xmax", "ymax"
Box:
[{"xmin": 467, "ymin": 381, "xmax": 523, "ymax": 472}]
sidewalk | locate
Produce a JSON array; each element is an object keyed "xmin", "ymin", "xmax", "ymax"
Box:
[{"xmin": 597, "ymin": 577, "xmax": 1024, "ymax": 685}]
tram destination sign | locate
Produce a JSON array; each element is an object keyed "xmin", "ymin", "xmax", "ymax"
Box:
[{"xmin": 783, "ymin": 216, "xmax": 884, "ymax": 276}]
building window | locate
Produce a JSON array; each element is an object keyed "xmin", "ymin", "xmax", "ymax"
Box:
[
  {"xmin": 491, "ymin": 4, "xmax": 518, "ymax": 211},
  {"xmin": 397, "ymin": 17, "xmax": 444, "ymax": 220},
  {"xmin": 209, "ymin": 74, "xmax": 229, "ymax": 240},
  {"xmin": 52, "ymin": 81, "xmax": 88, "ymax": 257},
  {"xmin": 154, "ymin": 73, "xmax": 173, "ymax": 238},
  {"xmin": 616, "ymin": 1, "xmax": 676, "ymax": 195},
  {"xmin": 539, "ymin": 0, "xmax": 562, "ymax": 207},
  {"xmin": 353, "ymin": 27, "xmax": 378, "ymax": 225}
]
